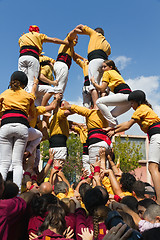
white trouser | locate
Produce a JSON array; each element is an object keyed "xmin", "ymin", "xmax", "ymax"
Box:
[
  {"xmin": 18, "ymin": 55, "xmax": 40, "ymax": 93},
  {"xmin": 88, "ymin": 58, "xmax": 104, "ymax": 92},
  {"xmin": 88, "ymin": 141, "xmax": 111, "ymax": 165},
  {"xmin": 82, "ymin": 86, "xmax": 92, "ymax": 108},
  {"xmin": 96, "ymin": 93, "xmax": 131, "ymax": 126},
  {"xmin": 50, "ymin": 147, "xmax": 67, "ymax": 161},
  {"xmin": 35, "ymin": 85, "xmax": 55, "ymax": 106},
  {"xmin": 26, "ymin": 127, "xmax": 43, "ymax": 154},
  {"xmin": 148, "ymin": 134, "xmax": 160, "ymax": 164},
  {"xmin": 82, "ymin": 154, "xmax": 90, "ymax": 174},
  {"xmin": 0, "ymin": 123, "xmax": 28, "ymax": 190},
  {"xmin": 53, "ymin": 61, "xmax": 69, "ymax": 93}
]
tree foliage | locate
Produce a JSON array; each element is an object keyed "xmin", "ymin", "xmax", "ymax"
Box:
[
  {"xmin": 113, "ymin": 135, "xmax": 143, "ymax": 172},
  {"xmin": 63, "ymin": 133, "xmax": 83, "ymax": 183}
]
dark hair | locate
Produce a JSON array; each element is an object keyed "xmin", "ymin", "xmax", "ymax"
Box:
[
  {"xmin": 31, "ymin": 194, "xmax": 58, "ymax": 217},
  {"xmin": 79, "ymin": 183, "xmax": 92, "ymax": 202},
  {"xmin": 142, "ymin": 227, "xmax": 160, "ymax": 240},
  {"xmin": 38, "ymin": 204, "xmax": 66, "ymax": 236},
  {"xmin": 40, "ymin": 60, "xmax": 51, "ymax": 67},
  {"xmin": 2, "ymin": 181, "xmax": 19, "ymax": 199},
  {"xmin": 54, "ymin": 181, "xmax": 69, "ymax": 195},
  {"xmin": 9, "ymin": 71, "xmax": 28, "ymax": 90},
  {"xmin": 94, "ymin": 27, "xmax": 104, "ymax": 36},
  {"xmin": 103, "ymin": 60, "xmax": 121, "ymax": 75},
  {"xmin": 94, "ymin": 186, "xmax": 109, "ymax": 205},
  {"xmin": 120, "ymin": 173, "xmax": 136, "ymax": 193},
  {"xmin": 128, "ymin": 90, "xmax": 152, "ymax": 109},
  {"xmin": 120, "ymin": 196, "xmax": 138, "ymax": 213},
  {"xmin": 132, "ymin": 180, "xmax": 145, "ymax": 199},
  {"xmin": 93, "ymin": 205, "xmax": 111, "ymax": 239},
  {"xmin": 138, "ymin": 198, "xmax": 157, "ymax": 209},
  {"xmin": 83, "ymin": 188, "xmax": 104, "ymax": 215}
]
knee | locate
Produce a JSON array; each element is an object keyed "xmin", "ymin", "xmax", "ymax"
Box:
[{"xmin": 148, "ymin": 162, "xmax": 159, "ymax": 174}]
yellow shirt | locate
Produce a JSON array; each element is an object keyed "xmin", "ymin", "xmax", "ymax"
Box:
[
  {"xmin": 131, "ymin": 104, "xmax": 160, "ymax": 133},
  {"xmin": 58, "ymin": 36, "xmax": 75, "ymax": 58},
  {"xmin": 82, "ymin": 25, "xmax": 111, "ymax": 56},
  {"xmin": 49, "ymin": 108, "xmax": 69, "ymax": 138},
  {"xmin": 56, "ymin": 188, "xmax": 74, "ymax": 200},
  {"xmin": 102, "ymin": 70, "xmax": 125, "ymax": 92},
  {"xmin": 102, "ymin": 176, "xmax": 114, "ymax": 195},
  {"xmin": 29, "ymin": 106, "xmax": 46, "ymax": 128},
  {"xmin": 74, "ymin": 57, "xmax": 89, "ymax": 77},
  {"xmin": 0, "ymin": 88, "xmax": 35, "ymax": 117},
  {"xmin": 71, "ymin": 105, "xmax": 109, "ymax": 130},
  {"xmin": 74, "ymin": 126, "xmax": 88, "ymax": 144},
  {"xmin": 40, "ymin": 65, "xmax": 54, "ymax": 81},
  {"xmin": 39, "ymin": 55, "xmax": 55, "ymax": 64},
  {"xmin": 18, "ymin": 32, "xmax": 48, "ymax": 54}
]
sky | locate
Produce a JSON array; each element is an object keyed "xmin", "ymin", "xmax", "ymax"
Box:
[{"xmin": 0, "ymin": 0, "xmax": 160, "ymax": 135}]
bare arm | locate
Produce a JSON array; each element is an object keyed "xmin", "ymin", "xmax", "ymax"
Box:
[
  {"xmin": 90, "ymin": 76, "xmax": 108, "ymax": 92},
  {"xmin": 103, "ymin": 169, "xmax": 123, "ymax": 195},
  {"xmin": 31, "ymin": 77, "xmax": 39, "ymax": 95},
  {"xmin": 45, "ymin": 36, "xmax": 69, "ymax": 45},
  {"xmin": 39, "ymin": 73, "xmax": 58, "ymax": 86},
  {"xmin": 44, "ymin": 93, "xmax": 62, "ymax": 112}
]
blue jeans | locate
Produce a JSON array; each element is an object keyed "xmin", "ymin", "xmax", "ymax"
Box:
[{"xmin": 0, "ymin": 123, "xmax": 28, "ymax": 190}]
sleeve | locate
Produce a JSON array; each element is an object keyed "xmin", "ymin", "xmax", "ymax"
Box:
[
  {"xmin": 36, "ymin": 106, "xmax": 47, "ymax": 115},
  {"xmin": 65, "ymin": 213, "xmax": 76, "ymax": 231},
  {"xmin": 82, "ymin": 25, "xmax": 94, "ymax": 36},
  {"xmin": 40, "ymin": 65, "xmax": 49, "ymax": 76},
  {"xmin": 7, "ymin": 197, "xmax": 27, "ymax": 223},
  {"xmin": 40, "ymin": 33, "xmax": 48, "ymax": 42},
  {"xmin": 102, "ymin": 176, "xmax": 114, "ymax": 195},
  {"xmin": 102, "ymin": 71, "xmax": 110, "ymax": 83},
  {"xmin": 71, "ymin": 104, "xmax": 91, "ymax": 117},
  {"xmin": 75, "ymin": 208, "xmax": 88, "ymax": 240},
  {"xmin": 131, "ymin": 106, "xmax": 146, "ymax": 121}
]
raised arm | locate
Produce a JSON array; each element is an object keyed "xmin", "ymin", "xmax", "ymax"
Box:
[{"xmin": 45, "ymin": 36, "xmax": 69, "ymax": 45}]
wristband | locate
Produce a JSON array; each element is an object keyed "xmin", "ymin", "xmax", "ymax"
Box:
[
  {"xmin": 80, "ymin": 177, "xmax": 85, "ymax": 180},
  {"xmin": 94, "ymin": 166, "xmax": 100, "ymax": 173},
  {"xmin": 31, "ymin": 175, "xmax": 37, "ymax": 181},
  {"xmin": 23, "ymin": 171, "xmax": 31, "ymax": 177},
  {"xmin": 54, "ymin": 166, "xmax": 59, "ymax": 170},
  {"xmin": 91, "ymin": 172, "xmax": 94, "ymax": 176},
  {"xmin": 114, "ymin": 194, "xmax": 122, "ymax": 202},
  {"xmin": 89, "ymin": 174, "xmax": 93, "ymax": 179},
  {"xmin": 47, "ymin": 158, "xmax": 53, "ymax": 165},
  {"xmin": 29, "ymin": 185, "xmax": 35, "ymax": 191}
]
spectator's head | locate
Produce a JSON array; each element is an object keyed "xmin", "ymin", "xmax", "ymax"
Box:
[
  {"xmin": 120, "ymin": 173, "xmax": 136, "ymax": 193},
  {"xmin": 39, "ymin": 182, "xmax": 53, "ymax": 195},
  {"xmin": 79, "ymin": 183, "xmax": 92, "ymax": 202},
  {"xmin": 54, "ymin": 181, "xmax": 69, "ymax": 196},
  {"xmin": 144, "ymin": 183, "xmax": 156, "ymax": 200},
  {"xmin": 83, "ymin": 188, "xmax": 104, "ymax": 215},
  {"xmin": 2, "ymin": 181, "xmax": 19, "ymax": 199},
  {"xmin": 121, "ymin": 196, "xmax": 138, "ymax": 213},
  {"xmin": 94, "ymin": 186, "xmax": 109, "ymax": 205},
  {"xmin": 138, "ymin": 198, "xmax": 157, "ymax": 219},
  {"xmin": 143, "ymin": 204, "xmax": 160, "ymax": 223},
  {"xmin": 38, "ymin": 204, "xmax": 66, "ymax": 236},
  {"xmin": 94, "ymin": 27, "xmax": 104, "ymax": 36},
  {"xmin": 0, "ymin": 173, "xmax": 4, "ymax": 198},
  {"xmin": 31, "ymin": 193, "xmax": 58, "ymax": 217},
  {"xmin": 132, "ymin": 180, "xmax": 145, "ymax": 200}
]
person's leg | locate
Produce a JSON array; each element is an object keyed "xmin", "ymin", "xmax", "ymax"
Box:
[
  {"xmin": 36, "ymin": 85, "xmax": 55, "ymax": 106},
  {"xmin": 53, "ymin": 61, "xmax": 68, "ymax": 94},
  {"xmin": 12, "ymin": 124, "xmax": 28, "ymax": 190},
  {"xmin": 88, "ymin": 59, "xmax": 104, "ymax": 108},
  {"xmin": 26, "ymin": 128, "xmax": 43, "ymax": 155},
  {"xmin": 82, "ymin": 155, "xmax": 90, "ymax": 175},
  {"xmin": 27, "ymin": 56, "xmax": 40, "ymax": 93},
  {"xmin": 148, "ymin": 134, "xmax": 160, "ymax": 204},
  {"xmin": 0, "ymin": 124, "xmax": 13, "ymax": 180},
  {"xmin": 89, "ymin": 141, "xmax": 110, "ymax": 165},
  {"xmin": 96, "ymin": 93, "xmax": 130, "ymax": 126}
]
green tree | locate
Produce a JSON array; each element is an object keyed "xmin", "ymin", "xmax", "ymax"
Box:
[
  {"xmin": 113, "ymin": 135, "xmax": 143, "ymax": 172},
  {"xmin": 63, "ymin": 133, "xmax": 83, "ymax": 183},
  {"xmin": 40, "ymin": 140, "xmax": 50, "ymax": 162}
]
